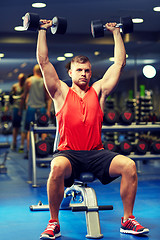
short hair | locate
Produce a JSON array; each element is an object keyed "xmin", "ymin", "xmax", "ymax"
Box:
[
  {"xmin": 18, "ymin": 73, "xmax": 26, "ymax": 87},
  {"xmin": 33, "ymin": 64, "xmax": 42, "ymax": 77},
  {"xmin": 65, "ymin": 55, "xmax": 91, "ymax": 72}
]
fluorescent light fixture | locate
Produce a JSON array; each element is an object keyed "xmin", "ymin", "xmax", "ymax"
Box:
[
  {"xmin": 153, "ymin": 6, "xmax": 160, "ymax": 12},
  {"xmin": 14, "ymin": 26, "xmax": 26, "ymax": 31},
  {"xmin": 57, "ymin": 56, "xmax": 66, "ymax": 61},
  {"xmin": 143, "ymin": 65, "xmax": 156, "ymax": 78},
  {"xmin": 32, "ymin": 2, "xmax": 46, "ymax": 8},
  {"xmin": 64, "ymin": 53, "xmax": 73, "ymax": 57},
  {"xmin": 0, "ymin": 53, "xmax": 4, "ymax": 58},
  {"xmin": 132, "ymin": 18, "xmax": 144, "ymax": 23}
]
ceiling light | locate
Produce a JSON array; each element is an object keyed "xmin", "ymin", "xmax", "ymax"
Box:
[
  {"xmin": 153, "ymin": 6, "xmax": 160, "ymax": 12},
  {"xmin": 32, "ymin": 2, "xmax": 46, "ymax": 8},
  {"xmin": 132, "ymin": 18, "xmax": 144, "ymax": 23},
  {"xmin": 109, "ymin": 57, "xmax": 114, "ymax": 62},
  {"xmin": 143, "ymin": 65, "xmax": 156, "ymax": 78},
  {"xmin": 64, "ymin": 53, "xmax": 73, "ymax": 58},
  {"xmin": 57, "ymin": 56, "xmax": 66, "ymax": 61},
  {"xmin": 14, "ymin": 26, "xmax": 26, "ymax": 31},
  {"xmin": 0, "ymin": 53, "xmax": 4, "ymax": 58},
  {"xmin": 94, "ymin": 51, "xmax": 100, "ymax": 56}
]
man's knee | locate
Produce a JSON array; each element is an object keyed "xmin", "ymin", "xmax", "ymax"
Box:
[
  {"xmin": 110, "ymin": 155, "xmax": 137, "ymax": 178},
  {"xmin": 50, "ymin": 157, "xmax": 72, "ymax": 180},
  {"xmin": 123, "ymin": 157, "xmax": 137, "ymax": 179}
]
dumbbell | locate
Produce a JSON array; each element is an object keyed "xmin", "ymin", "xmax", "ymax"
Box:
[
  {"xmin": 91, "ymin": 16, "xmax": 133, "ymax": 38},
  {"xmin": 104, "ymin": 140, "xmax": 117, "ymax": 152},
  {"xmin": 135, "ymin": 140, "xmax": 148, "ymax": 155},
  {"xmin": 119, "ymin": 140, "xmax": 132, "ymax": 155},
  {"xmin": 150, "ymin": 141, "xmax": 160, "ymax": 154},
  {"xmin": 23, "ymin": 12, "xmax": 67, "ymax": 34},
  {"xmin": 103, "ymin": 109, "xmax": 118, "ymax": 125},
  {"xmin": 36, "ymin": 113, "xmax": 49, "ymax": 127},
  {"xmin": 36, "ymin": 140, "xmax": 51, "ymax": 157},
  {"xmin": 119, "ymin": 109, "xmax": 134, "ymax": 125}
]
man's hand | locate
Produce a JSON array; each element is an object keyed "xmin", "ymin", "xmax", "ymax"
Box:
[
  {"xmin": 105, "ymin": 22, "xmax": 120, "ymax": 33},
  {"xmin": 40, "ymin": 19, "xmax": 53, "ymax": 30}
]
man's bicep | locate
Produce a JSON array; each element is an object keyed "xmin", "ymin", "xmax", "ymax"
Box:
[
  {"xmin": 101, "ymin": 64, "xmax": 122, "ymax": 95},
  {"xmin": 41, "ymin": 62, "xmax": 61, "ymax": 97}
]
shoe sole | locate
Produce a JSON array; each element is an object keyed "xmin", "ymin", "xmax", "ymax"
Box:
[
  {"xmin": 120, "ymin": 228, "xmax": 149, "ymax": 235},
  {"xmin": 40, "ymin": 232, "xmax": 61, "ymax": 240}
]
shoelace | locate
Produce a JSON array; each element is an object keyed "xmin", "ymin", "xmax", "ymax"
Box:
[
  {"xmin": 45, "ymin": 222, "xmax": 57, "ymax": 231},
  {"xmin": 128, "ymin": 218, "xmax": 142, "ymax": 228}
]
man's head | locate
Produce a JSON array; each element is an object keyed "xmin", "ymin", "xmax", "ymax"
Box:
[
  {"xmin": 33, "ymin": 64, "xmax": 42, "ymax": 77},
  {"xmin": 66, "ymin": 55, "xmax": 92, "ymax": 88},
  {"xmin": 18, "ymin": 73, "xmax": 26, "ymax": 87}
]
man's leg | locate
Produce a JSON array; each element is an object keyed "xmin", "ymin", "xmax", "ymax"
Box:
[
  {"xmin": 109, "ymin": 155, "xmax": 137, "ymax": 220},
  {"xmin": 40, "ymin": 156, "xmax": 72, "ymax": 240},
  {"xmin": 109, "ymin": 155, "xmax": 149, "ymax": 235},
  {"xmin": 47, "ymin": 156, "xmax": 72, "ymax": 222}
]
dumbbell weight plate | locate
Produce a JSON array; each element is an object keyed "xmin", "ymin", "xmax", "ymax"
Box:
[
  {"xmin": 51, "ymin": 16, "xmax": 67, "ymax": 34},
  {"xmin": 120, "ymin": 17, "xmax": 133, "ymax": 34},
  {"xmin": 120, "ymin": 140, "xmax": 132, "ymax": 155},
  {"xmin": 36, "ymin": 140, "xmax": 51, "ymax": 157},
  {"xmin": 136, "ymin": 140, "xmax": 148, "ymax": 155},
  {"xmin": 37, "ymin": 113, "xmax": 49, "ymax": 127},
  {"xmin": 23, "ymin": 12, "xmax": 40, "ymax": 31},
  {"xmin": 91, "ymin": 20, "xmax": 104, "ymax": 38}
]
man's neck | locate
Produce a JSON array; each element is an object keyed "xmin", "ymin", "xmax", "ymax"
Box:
[{"xmin": 71, "ymin": 84, "xmax": 90, "ymax": 98}]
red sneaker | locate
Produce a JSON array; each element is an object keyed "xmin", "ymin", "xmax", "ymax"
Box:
[
  {"xmin": 120, "ymin": 215, "xmax": 149, "ymax": 235},
  {"xmin": 40, "ymin": 219, "xmax": 61, "ymax": 239}
]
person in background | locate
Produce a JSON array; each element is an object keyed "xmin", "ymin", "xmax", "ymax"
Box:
[
  {"xmin": 9, "ymin": 73, "xmax": 26, "ymax": 151},
  {"xmin": 20, "ymin": 64, "xmax": 52, "ymax": 158}
]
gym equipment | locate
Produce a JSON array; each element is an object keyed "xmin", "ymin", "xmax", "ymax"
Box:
[
  {"xmin": 35, "ymin": 140, "xmax": 51, "ymax": 157},
  {"xmin": 103, "ymin": 109, "xmax": 118, "ymax": 125},
  {"xmin": 104, "ymin": 140, "xmax": 117, "ymax": 152},
  {"xmin": 30, "ymin": 172, "xmax": 113, "ymax": 239},
  {"xmin": 150, "ymin": 141, "xmax": 160, "ymax": 154},
  {"xmin": 119, "ymin": 109, "xmax": 134, "ymax": 125},
  {"xmin": 91, "ymin": 16, "xmax": 133, "ymax": 38},
  {"xmin": 36, "ymin": 113, "xmax": 49, "ymax": 127},
  {"xmin": 119, "ymin": 140, "xmax": 132, "ymax": 155},
  {"xmin": 23, "ymin": 12, "xmax": 67, "ymax": 34},
  {"xmin": 135, "ymin": 140, "xmax": 148, "ymax": 155}
]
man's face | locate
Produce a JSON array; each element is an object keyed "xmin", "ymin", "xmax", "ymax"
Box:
[{"xmin": 69, "ymin": 61, "xmax": 92, "ymax": 87}]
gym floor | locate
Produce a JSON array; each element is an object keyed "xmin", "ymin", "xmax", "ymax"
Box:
[{"xmin": 0, "ymin": 134, "xmax": 160, "ymax": 240}]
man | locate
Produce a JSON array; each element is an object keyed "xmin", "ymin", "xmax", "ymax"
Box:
[
  {"xmin": 9, "ymin": 73, "xmax": 26, "ymax": 151},
  {"xmin": 36, "ymin": 19, "xmax": 149, "ymax": 239},
  {"xmin": 20, "ymin": 64, "xmax": 52, "ymax": 158}
]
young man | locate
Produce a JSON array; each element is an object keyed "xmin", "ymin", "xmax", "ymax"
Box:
[
  {"xmin": 36, "ymin": 19, "xmax": 149, "ymax": 239},
  {"xmin": 9, "ymin": 73, "xmax": 26, "ymax": 151},
  {"xmin": 20, "ymin": 64, "xmax": 52, "ymax": 158}
]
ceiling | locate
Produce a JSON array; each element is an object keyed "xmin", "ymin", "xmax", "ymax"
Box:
[{"xmin": 0, "ymin": 0, "xmax": 160, "ymax": 91}]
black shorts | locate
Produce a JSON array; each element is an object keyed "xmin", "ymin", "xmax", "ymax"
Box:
[{"xmin": 52, "ymin": 149, "xmax": 119, "ymax": 187}]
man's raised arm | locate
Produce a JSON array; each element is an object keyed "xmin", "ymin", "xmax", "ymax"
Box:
[
  {"xmin": 36, "ymin": 20, "xmax": 60, "ymax": 98},
  {"xmin": 94, "ymin": 23, "xmax": 126, "ymax": 97}
]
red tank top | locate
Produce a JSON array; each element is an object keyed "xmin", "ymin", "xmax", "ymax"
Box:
[{"xmin": 56, "ymin": 87, "xmax": 104, "ymax": 150}]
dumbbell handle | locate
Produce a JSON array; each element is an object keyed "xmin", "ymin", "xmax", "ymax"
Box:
[
  {"xmin": 103, "ymin": 23, "xmax": 122, "ymax": 30},
  {"xmin": 39, "ymin": 21, "xmax": 55, "ymax": 28}
]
